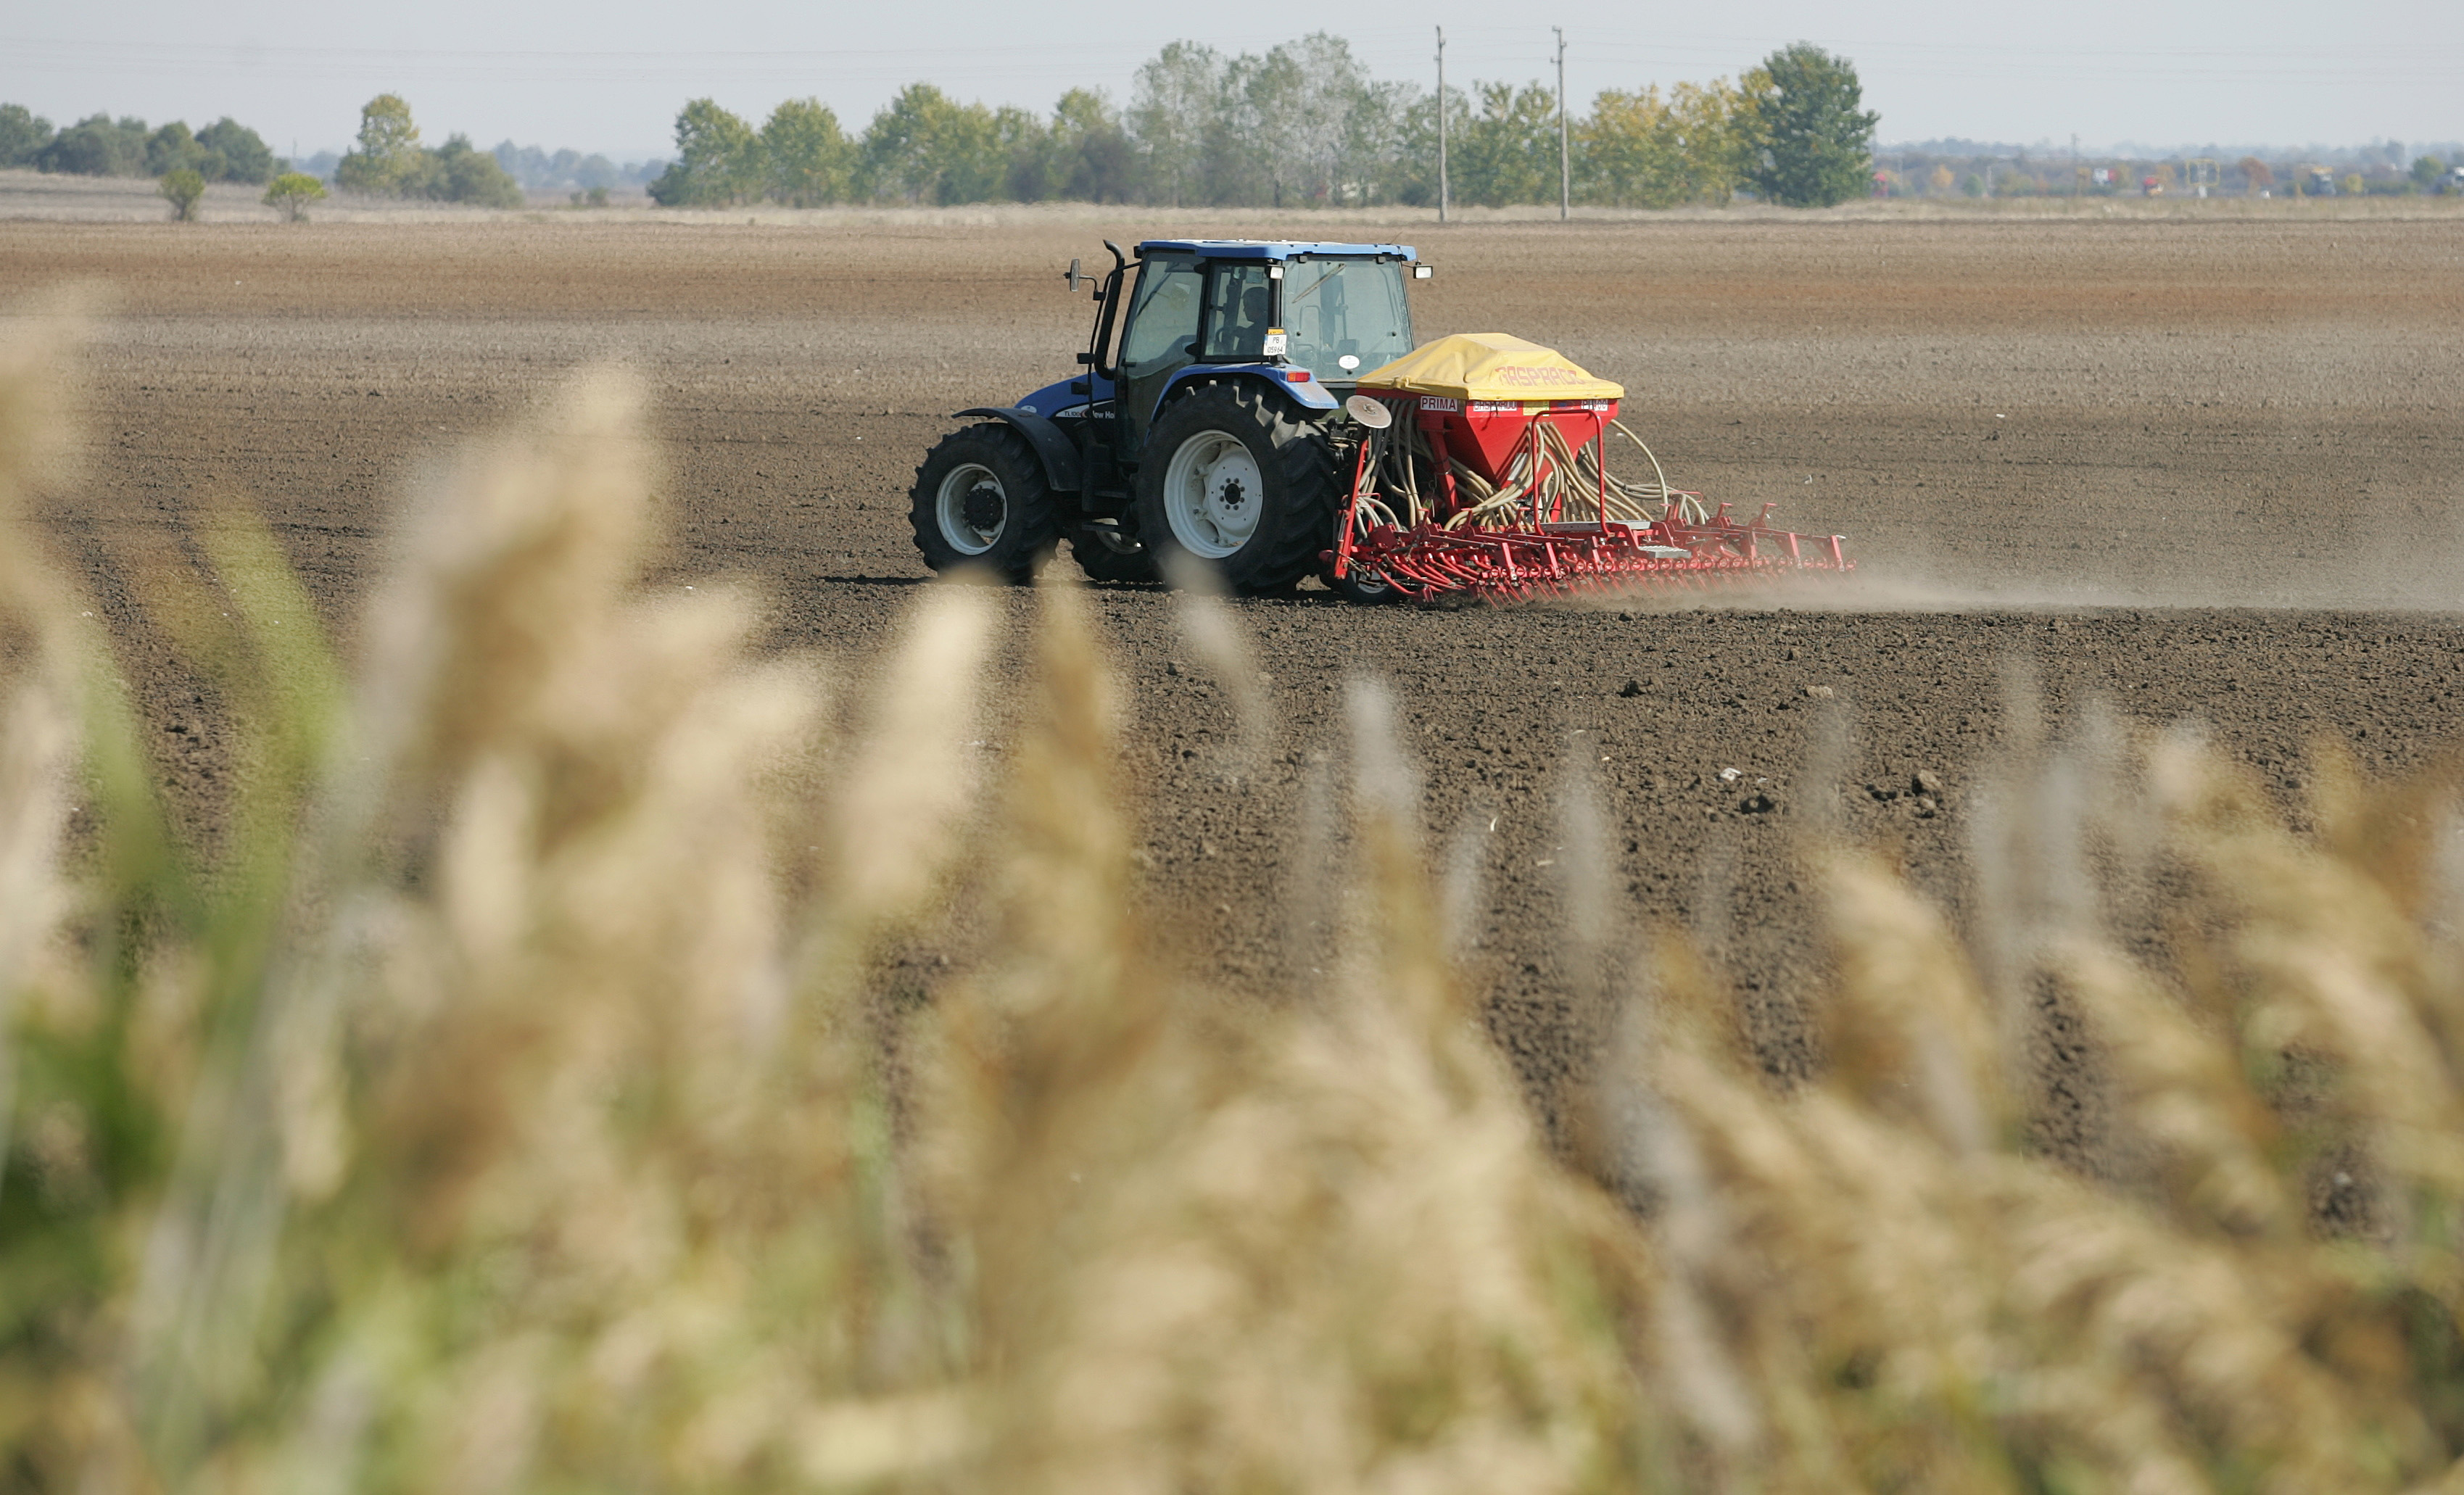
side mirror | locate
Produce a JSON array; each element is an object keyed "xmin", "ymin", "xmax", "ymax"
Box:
[
  {"xmin": 1412, "ymin": 264, "xmax": 1433, "ymax": 280},
  {"xmin": 1064, "ymin": 257, "xmax": 1083, "ymax": 292}
]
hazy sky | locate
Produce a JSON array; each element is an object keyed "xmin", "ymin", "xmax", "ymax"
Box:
[{"xmin": 5, "ymin": 0, "xmax": 2455, "ymax": 161}]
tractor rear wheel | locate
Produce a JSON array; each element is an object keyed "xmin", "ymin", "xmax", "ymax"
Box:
[
  {"xmin": 1134, "ymin": 383, "xmax": 1337, "ymax": 594},
  {"xmin": 908, "ymin": 423, "xmax": 1059, "ymax": 583},
  {"xmin": 1066, "ymin": 518, "xmax": 1156, "ymax": 584}
]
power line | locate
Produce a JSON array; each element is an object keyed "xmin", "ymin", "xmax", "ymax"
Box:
[
  {"xmin": 0, "ymin": 35, "xmax": 1161, "ymax": 64},
  {"xmin": 4, "ymin": 30, "xmax": 2447, "ymax": 86},
  {"xmin": 1333, "ymin": 21, "xmax": 2461, "ymax": 65},
  {"xmin": 9, "ymin": 26, "xmax": 2452, "ymax": 68}
]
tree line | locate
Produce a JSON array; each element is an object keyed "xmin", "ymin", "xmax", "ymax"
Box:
[
  {"xmin": 334, "ymin": 95, "xmax": 524, "ymax": 208},
  {"xmin": 649, "ymin": 36, "xmax": 1877, "ymax": 210},
  {"xmin": 0, "ymin": 95, "xmax": 526, "ymax": 211},
  {"xmin": 0, "ymin": 37, "xmax": 1878, "ymax": 212},
  {"xmin": 1874, "ymin": 143, "xmax": 2463, "ymax": 199},
  {"xmin": 0, "ymin": 104, "xmax": 276, "ymax": 183}
]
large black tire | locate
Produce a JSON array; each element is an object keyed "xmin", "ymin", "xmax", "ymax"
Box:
[
  {"xmin": 1133, "ymin": 383, "xmax": 1339, "ymax": 594},
  {"xmin": 1065, "ymin": 519, "xmax": 1157, "ymax": 584},
  {"xmin": 908, "ymin": 423, "xmax": 1059, "ymax": 584}
]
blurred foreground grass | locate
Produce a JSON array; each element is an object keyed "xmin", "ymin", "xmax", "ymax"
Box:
[{"xmin": 9, "ymin": 312, "xmax": 2464, "ymax": 1492}]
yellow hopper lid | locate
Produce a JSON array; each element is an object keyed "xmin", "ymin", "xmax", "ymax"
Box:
[{"xmin": 1355, "ymin": 332, "xmax": 1624, "ymax": 402}]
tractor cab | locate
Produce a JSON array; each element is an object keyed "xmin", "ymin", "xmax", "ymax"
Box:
[{"xmin": 1034, "ymin": 240, "xmax": 1424, "ymax": 474}]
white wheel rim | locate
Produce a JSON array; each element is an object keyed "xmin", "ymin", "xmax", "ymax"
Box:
[
  {"xmin": 1162, "ymin": 431, "xmax": 1264, "ymax": 559},
  {"xmin": 935, "ymin": 463, "xmax": 1005, "ymax": 554}
]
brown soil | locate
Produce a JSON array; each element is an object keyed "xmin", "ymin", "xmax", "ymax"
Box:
[{"xmin": 12, "ymin": 215, "xmax": 2464, "ymax": 1151}]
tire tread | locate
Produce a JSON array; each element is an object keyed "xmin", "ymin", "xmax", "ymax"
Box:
[
  {"xmin": 1133, "ymin": 381, "xmax": 1336, "ymax": 593},
  {"xmin": 907, "ymin": 423, "xmax": 1059, "ymax": 584}
]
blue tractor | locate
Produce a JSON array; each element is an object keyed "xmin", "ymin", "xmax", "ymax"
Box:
[{"xmin": 908, "ymin": 239, "xmax": 1429, "ymax": 593}]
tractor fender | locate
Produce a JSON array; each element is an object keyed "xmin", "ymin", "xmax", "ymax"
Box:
[
  {"xmin": 1154, "ymin": 365, "xmax": 1340, "ymax": 421},
  {"xmin": 954, "ymin": 406, "xmax": 1083, "ymax": 492}
]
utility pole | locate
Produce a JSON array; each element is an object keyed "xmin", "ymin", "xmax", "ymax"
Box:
[
  {"xmin": 1555, "ymin": 27, "xmax": 1570, "ymax": 220},
  {"xmin": 1436, "ymin": 26, "xmax": 1450, "ymax": 224}
]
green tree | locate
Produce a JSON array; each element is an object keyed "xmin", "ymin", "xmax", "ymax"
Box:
[
  {"xmin": 263, "ymin": 171, "xmax": 327, "ymax": 221},
  {"xmin": 336, "ymin": 94, "xmax": 424, "ymax": 195},
  {"xmin": 1001, "ymin": 105, "xmax": 1058, "ymax": 202},
  {"xmin": 761, "ymin": 97, "xmax": 851, "ymax": 206},
  {"xmin": 36, "ymin": 115, "xmax": 148, "ymax": 176},
  {"xmin": 328, "ymin": 99, "xmax": 516, "ymax": 205},
  {"xmin": 1122, "ymin": 36, "xmax": 1421, "ymax": 207},
  {"xmin": 859, "ymin": 84, "xmax": 1010, "ymax": 205},
  {"xmin": 1045, "ymin": 89, "xmax": 1132, "ymax": 203},
  {"xmin": 197, "ymin": 118, "xmax": 276, "ymax": 183},
  {"xmin": 1202, "ymin": 52, "xmax": 1277, "ymax": 204},
  {"xmin": 145, "ymin": 121, "xmax": 211, "ymax": 178},
  {"xmin": 1342, "ymin": 77, "xmax": 1418, "ymax": 206},
  {"xmin": 1582, "ymin": 79, "xmax": 1746, "ymax": 207},
  {"xmin": 1737, "ymin": 44, "xmax": 1877, "ymax": 207},
  {"xmin": 859, "ymin": 83, "xmax": 953, "ymax": 204},
  {"xmin": 1582, "ymin": 88, "xmax": 1674, "ymax": 206},
  {"xmin": 158, "ymin": 167, "xmax": 206, "ymax": 221},
  {"xmin": 2413, "ymin": 155, "xmax": 2446, "ymax": 189},
  {"xmin": 435, "ymin": 134, "xmax": 523, "ymax": 207},
  {"xmin": 1451, "ymin": 82, "xmax": 1557, "ymax": 207},
  {"xmin": 0, "ymin": 104, "xmax": 54, "ymax": 167},
  {"xmin": 975, "ymin": 106, "xmax": 1044, "ymax": 204},
  {"xmin": 975, "ymin": 106, "xmax": 1041, "ymax": 203},
  {"xmin": 647, "ymin": 99, "xmax": 760, "ymax": 206},
  {"xmin": 1379, "ymin": 84, "xmax": 1463, "ymax": 207},
  {"xmin": 1672, "ymin": 80, "xmax": 1751, "ymax": 200},
  {"xmin": 1128, "ymin": 41, "xmax": 1224, "ymax": 206},
  {"xmin": 1233, "ymin": 34, "xmax": 1358, "ymax": 207}
]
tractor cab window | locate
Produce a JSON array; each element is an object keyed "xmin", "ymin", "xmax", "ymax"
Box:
[
  {"xmin": 1280, "ymin": 257, "xmax": 1414, "ymax": 384},
  {"xmin": 1200, "ymin": 262, "xmax": 1276, "ymax": 360},
  {"xmin": 1119, "ymin": 253, "xmax": 1204, "ymax": 378}
]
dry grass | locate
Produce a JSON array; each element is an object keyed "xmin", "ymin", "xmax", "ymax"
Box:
[{"xmin": 7, "ymin": 315, "xmax": 2464, "ymax": 1492}]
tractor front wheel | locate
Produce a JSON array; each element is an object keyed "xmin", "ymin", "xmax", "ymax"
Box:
[
  {"xmin": 1134, "ymin": 383, "xmax": 1337, "ymax": 595},
  {"xmin": 908, "ymin": 423, "xmax": 1059, "ymax": 583}
]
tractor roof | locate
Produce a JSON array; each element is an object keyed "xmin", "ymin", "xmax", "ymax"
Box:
[{"xmin": 1137, "ymin": 239, "xmax": 1417, "ymax": 262}]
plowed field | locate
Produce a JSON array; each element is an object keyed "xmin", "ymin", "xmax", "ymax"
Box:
[{"xmin": 11, "ymin": 215, "xmax": 2463, "ymax": 1143}]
